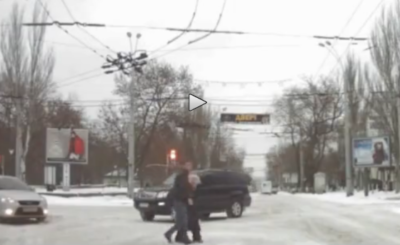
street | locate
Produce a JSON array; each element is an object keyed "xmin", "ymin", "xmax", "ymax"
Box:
[{"xmin": 1, "ymin": 193, "xmax": 400, "ymax": 245}]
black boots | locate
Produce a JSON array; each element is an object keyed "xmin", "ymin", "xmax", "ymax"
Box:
[
  {"xmin": 192, "ymin": 230, "xmax": 203, "ymax": 243},
  {"xmin": 174, "ymin": 231, "xmax": 191, "ymax": 244}
]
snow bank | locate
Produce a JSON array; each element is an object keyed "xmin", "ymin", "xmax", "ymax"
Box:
[
  {"xmin": 36, "ymin": 187, "xmax": 128, "ymax": 194},
  {"xmin": 296, "ymin": 191, "xmax": 400, "ymax": 205},
  {"xmin": 44, "ymin": 195, "xmax": 133, "ymax": 207}
]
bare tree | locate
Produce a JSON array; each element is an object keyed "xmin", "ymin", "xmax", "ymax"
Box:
[
  {"xmin": 99, "ymin": 61, "xmax": 194, "ymax": 183},
  {"xmin": 273, "ymin": 77, "xmax": 342, "ymax": 187},
  {"xmin": 366, "ymin": 0, "xmax": 400, "ymax": 192},
  {"xmin": 0, "ymin": 2, "xmax": 55, "ymax": 180},
  {"xmin": 343, "ymin": 53, "xmax": 368, "ymax": 135}
]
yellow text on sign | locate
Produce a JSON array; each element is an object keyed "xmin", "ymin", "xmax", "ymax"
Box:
[{"xmin": 235, "ymin": 114, "xmax": 257, "ymax": 121}]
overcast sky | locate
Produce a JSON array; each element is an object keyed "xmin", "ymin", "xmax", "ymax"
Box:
[{"xmin": 0, "ymin": 0, "xmax": 387, "ymax": 176}]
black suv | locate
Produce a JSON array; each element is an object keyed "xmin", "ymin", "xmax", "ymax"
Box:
[{"xmin": 133, "ymin": 169, "xmax": 252, "ymax": 221}]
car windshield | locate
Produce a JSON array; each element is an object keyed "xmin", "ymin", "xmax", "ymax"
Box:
[
  {"xmin": 0, "ymin": 177, "xmax": 32, "ymax": 191},
  {"xmin": 163, "ymin": 173, "xmax": 177, "ymax": 186}
]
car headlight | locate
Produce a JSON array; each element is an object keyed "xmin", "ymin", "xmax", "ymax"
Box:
[
  {"xmin": 0, "ymin": 197, "xmax": 15, "ymax": 203},
  {"xmin": 157, "ymin": 192, "xmax": 168, "ymax": 199}
]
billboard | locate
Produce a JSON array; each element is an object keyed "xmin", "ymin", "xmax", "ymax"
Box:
[
  {"xmin": 46, "ymin": 128, "xmax": 89, "ymax": 164},
  {"xmin": 352, "ymin": 136, "xmax": 391, "ymax": 167},
  {"xmin": 220, "ymin": 113, "xmax": 270, "ymax": 124}
]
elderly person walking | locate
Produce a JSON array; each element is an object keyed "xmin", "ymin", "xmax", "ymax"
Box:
[
  {"xmin": 175, "ymin": 173, "xmax": 203, "ymax": 243},
  {"xmin": 164, "ymin": 161, "xmax": 193, "ymax": 245}
]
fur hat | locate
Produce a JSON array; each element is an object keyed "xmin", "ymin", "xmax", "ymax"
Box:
[{"xmin": 189, "ymin": 174, "xmax": 201, "ymax": 186}]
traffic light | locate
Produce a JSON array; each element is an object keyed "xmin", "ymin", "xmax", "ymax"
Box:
[{"xmin": 169, "ymin": 149, "xmax": 177, "ymax": 161}]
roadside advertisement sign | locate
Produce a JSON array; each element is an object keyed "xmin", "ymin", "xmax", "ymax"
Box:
[
  {"xmin": 220, "ymin": 113, "xmax": 270, "ymax": 124},
  {"xmin": 353, "ymin": 136, "xmax": 391, "ymax": 167},
  {"xmin": 46, "ymin": 128, "xmax": 89, "ymax": 164}
]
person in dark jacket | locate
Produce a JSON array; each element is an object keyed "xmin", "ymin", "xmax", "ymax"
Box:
[
  {"xmin": 164, "ymin": 161, "xmax": 193, "ymax": 245},
  {"xmin": 175, "ymin": 173, "xmax": 203, "ymax": 243}
]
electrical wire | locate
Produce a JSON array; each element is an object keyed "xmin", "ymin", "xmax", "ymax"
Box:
[
  {"xmin": 60, "ymin": 0, "xmax": 116, "ymax": 54},
  {"xmin": 326, "ymin": 0, "xmax": 385, "ymax": 77},
  {"xmin": 36, "ymin": 0, "xmax": 107, "ymax": 60},
  {"xmin": 18, "ymin": 20, "xmax": 370, "ymax": 41},
  {"xmin": 149, "ymin": 0, "xmax": 200, "ymax": 56},
  {"xmin": 55, "ymin": 67, "xmax": 101, "ymax": 85},
  {"xmin": 46, "ymin": 40, "xmax": 306, "ymax": 51},
  {"xmin": 89, "ymin": 23, "xmax": 369, "ymax": 40},
  {"xmin": 194, "ymin": 78, "xmax": 293, "ymax": 85},
  {"xmin": 315, "ymin": 0, "xmax": 366, "ymax": 76},
  {"xmin": 3, "ymin": 88, "xmax": 392, "ymax": 109},
  {"xmin": 149, "ymin": 0, "xmax": 228, "ymax": 60},
  {"xmin": 55, "ymin": 72, "xmax": 106, "ymax": 89}
]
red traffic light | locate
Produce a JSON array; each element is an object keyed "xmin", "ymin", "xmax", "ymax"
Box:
[{"xmin": 169, "ymin": 149, "xmax": 177, "ymax": 160}]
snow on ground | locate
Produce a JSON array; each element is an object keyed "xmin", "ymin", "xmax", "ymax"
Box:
[
  {"xmin": 43, "ymin": 195, "xmax": 133, "ymax": 207},
  {"xmin": 294, "ymin": 190, "xmax": 400, "ymax": 215},
  {"xmin": 35, "ymin": 187, "xmax": 128, "ymax": 194},
  {"xmin": 295, "ymin": 190, "xmax": 400, "ymax": 204},
  {"xmin": 2, "ymin": 194, "xmax": 400, "ymax": 245}
]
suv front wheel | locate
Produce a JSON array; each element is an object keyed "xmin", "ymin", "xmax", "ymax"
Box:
[
  {"xmin": 140, "ymin": 211, "xmax": 155, "ymax": 221},
  {"xmin": 226, "ymin": 200, "xmax": 243, "ymax": 218}
]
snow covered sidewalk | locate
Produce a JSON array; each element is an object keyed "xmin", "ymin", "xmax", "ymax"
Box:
[
  {"xmin": 36, "ymin": 187, "xmax": 128, "ymax": 194},
  {"xmin": 43, "ymin": 195, "xmax": 133, "ymax": 207},
  {"xmin": 294, "ymin": 190, "xmax": 400, "ymax": 215},
  {"xmin": 295, "ymin": 190, "xmax": 400, "ymax": 205}
]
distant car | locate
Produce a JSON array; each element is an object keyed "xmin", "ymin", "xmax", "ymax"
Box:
[
  {"xmin": 0, "ymin": 176, "xmax": 48, "ymax": 222},
  {"xmin": 261, "ymin": 181, "xmax": 273, "ymax": 194},
  {"xmin": 134, "ymin": 169, "xmax": 252, "ymax": 221},
  {"xmin": 271, "ymin": 184, "xmax": 278, "ymax": 194}
]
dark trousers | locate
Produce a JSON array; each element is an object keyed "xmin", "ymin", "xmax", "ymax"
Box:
[
  {"xmin": 176, "ymin": 205, "xmax": 202, "ymax": 241},
  {"xmin": 165, "ymin": 201, "xmax": 189, "ymax": 239}
]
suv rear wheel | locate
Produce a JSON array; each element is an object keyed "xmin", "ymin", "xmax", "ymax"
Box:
[
  {"xmin": 140, "ymin": 211, "xmax": 155, "ymax": 221},
  {"xmin": 226, "ymin": 200, "xmax": 243, "ymax": 218}
]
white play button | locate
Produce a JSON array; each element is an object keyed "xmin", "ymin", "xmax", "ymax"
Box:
[{"xmin": 188, "ymin": 94, "xmax": 207, "ymax": 111}]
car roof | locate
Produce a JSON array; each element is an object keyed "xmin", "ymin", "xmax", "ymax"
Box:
[{"xmin": 194, "ymin": 169, "xmax": 252, "ymax": 184}]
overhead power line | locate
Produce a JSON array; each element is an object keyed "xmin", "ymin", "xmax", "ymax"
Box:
[
  {"xmin": 55, "ymin": 72, "xmax": 105, "ymax": 89},
  {"xmin": 149, "ymin": 0, "xmax": 201, "ymax": 56},
  {"xmin": 315, "ymin": 0, "xmax": 366, "ymax": 76},
  {"xmin": 59, "ymin": 0, "xmax": 116, "ymax": 54},
  {"xmin": 35, "ymin": 0, "xmax": 107, "ymax": 60},
  {"xmin": 20, "ymin": 21, "xmax": 370, "ymax": 41},
  {"xmin": 149, "ymin": 0, "xmax": 228, "ymax": 60},
  {"xmin": 327, "ymin": 0, "xmax": 385, "ymax": 77},
  {"xmin": 195, "ymin": 78, "xmax": 292, "ymax": 85},
  {"xmin": 55, "ymin": 67, "xmax": 100, "ymax": 85},
  {"xmin": 46, "ymin": 40, "xmax": 308, "ymax": 51}
]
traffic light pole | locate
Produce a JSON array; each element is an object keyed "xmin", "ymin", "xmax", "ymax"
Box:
[
  {"xmin": 127, "ymin": 78, "xmax": 135, "ymax": 199},
  {"xmin": 127, "ymin": 33, "xmax": 142, "ymax": 199}
]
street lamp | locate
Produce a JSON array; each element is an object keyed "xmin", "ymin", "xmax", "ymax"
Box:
[{"xmin": 318, "ymin": 41, "xmax": 354, "ymax": 197}]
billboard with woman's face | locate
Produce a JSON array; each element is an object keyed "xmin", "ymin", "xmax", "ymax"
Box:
[{"xmin": 353, "ymin": 136, "xmax": 391, "ymax": 167}]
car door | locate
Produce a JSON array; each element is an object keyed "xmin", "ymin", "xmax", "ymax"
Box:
[{"xmin": 198, "ymin": 173, "xmax": 229, "ymax": 212}]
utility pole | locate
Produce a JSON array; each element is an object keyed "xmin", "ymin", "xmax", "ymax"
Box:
[
  {"xmin": 15, "ymin": 99, "xmax": 22, "ymax": 180},
  {"xmin": 127, "ymin": 75, "xmax": 135, "ymax": 198},
  {"xmin": 396, "ymin": 87, "xmax": 400, "ymax": 193},
  {"xmin": 344, "ymin": 72, "xmax": 354, "ymax": 196},
  {"xmin": 299, "ymin": 131, "xmax": 304, "ymax": 192},
  {"xmin": 127, "ymin": 33, "xmax": 141, "ymax": 198},
  {"xmin": 101, "ymin": 32, "xmax": 147, "ymax": 198}
]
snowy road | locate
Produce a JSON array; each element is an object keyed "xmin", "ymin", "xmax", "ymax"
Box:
[{"xmin": 1, "ymin": 194, "xmax": 400, "ymax": 245}]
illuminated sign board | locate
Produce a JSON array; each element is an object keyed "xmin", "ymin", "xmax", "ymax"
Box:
[{"xmin": 220, "ymin": 113, "xmax": 270, "ymax": 124}]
